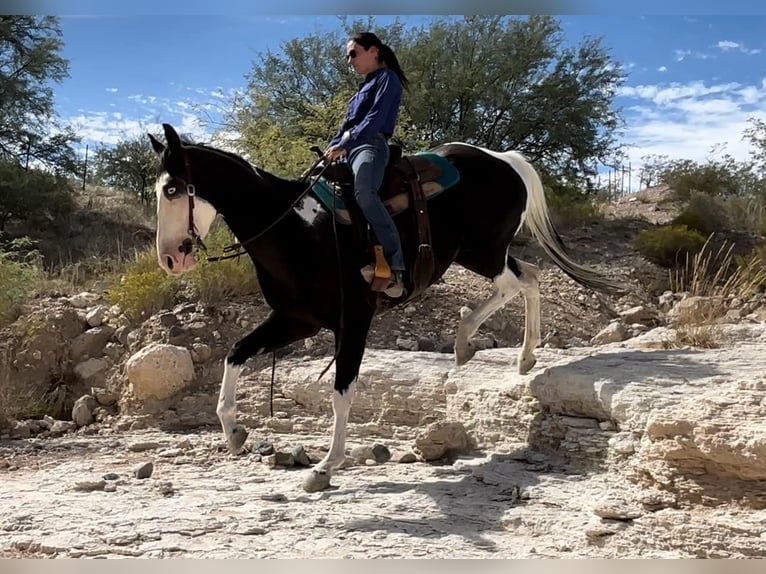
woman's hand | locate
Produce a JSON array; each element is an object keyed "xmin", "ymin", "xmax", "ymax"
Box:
[{"xmin": 324, "ymin": 145, "xmax": 347, "ymax": 161}]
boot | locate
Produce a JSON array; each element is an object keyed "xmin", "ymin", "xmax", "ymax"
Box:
[{"xmin": 383, "ymin": 269, "xmax": 405, "ymax": 298}]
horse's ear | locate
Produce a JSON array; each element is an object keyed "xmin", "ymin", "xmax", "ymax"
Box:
[
  {"xmin": 148, "ymin": 133, "xmax": 165, "ymax": 155},
  {"xmin": 162, "ymin": 123, "xmax": 182, "ymax": 151}
]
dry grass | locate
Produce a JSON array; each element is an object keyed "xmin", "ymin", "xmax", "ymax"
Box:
[{"xmin": 664, "ymin": 234, "xmax": 766, "ymax": 348}]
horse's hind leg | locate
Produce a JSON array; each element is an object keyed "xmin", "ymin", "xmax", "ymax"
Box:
[
  {"xmin": 217, "ymin": 311, "xmax": 319, "ymax": 454},
  {"xmin": 455, "ymin": 254, "xmax": 540, "ymax": 374},
  {"xmin": 515, "ymin": 259, "xmax": 541, "ymax": 374}
]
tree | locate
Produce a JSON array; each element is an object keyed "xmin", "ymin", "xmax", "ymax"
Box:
[
  {"xmin": 0, "ymin": 16, "xmax": 80, "ymax": 175},
  {"xmin": 224, "ymin": 16, "xmax": 626, "ymax": 193},
  {"xmin": 90, "ymin": 132, "xmax": 158, "ymax": 205},
  {"xmin": 744, "ymin": 117, "xmax": 766, "ymax": 179}
]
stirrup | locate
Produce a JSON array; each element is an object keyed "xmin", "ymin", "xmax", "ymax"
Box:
[{"xmin": 382, "ymin": 270, "xmax": 405, "ymax": 298}]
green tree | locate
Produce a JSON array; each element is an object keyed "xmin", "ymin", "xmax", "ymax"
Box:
[
  {"xmin": 0, "ymin": 16, "xmax": 80, "ymax": 174},
  {"xmin": 744, "ymin": 117, "xmax": 766, "ymax": 179},
  {"xmin": 224, "ymin": 16, "xmax": 625, "ymax": 191},
  {"xmin": 90, "ymin": 132, "xmax": 158, "ymax": 205}
]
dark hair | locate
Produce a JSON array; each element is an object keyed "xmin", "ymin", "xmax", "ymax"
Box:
[{"xmin": 350, "ymin": 31, "xmax": 409, "ymax": 89}]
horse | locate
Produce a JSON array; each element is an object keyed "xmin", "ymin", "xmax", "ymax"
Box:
[{"xmin": 148, "ymin": 123, "xmax": 621, "ymax": 492}]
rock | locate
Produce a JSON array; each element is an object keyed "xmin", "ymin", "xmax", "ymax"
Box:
[
  {"xmin": 158, "ymin": 312, "xmax": 178, "ymax": 327},
  {"xmin": 390, "ymin": 450, "xmax": 418, "ymax": 463},
  {"xmin": 73, "ymin": 358, "xmax": 108, "ymax": 384},
  {"xmin": 255, "ymin": 441, "xmax": 275, "ymax": 456},
  {"xmin": 591, "ymin": 321, "xmax": 628, "ymax": 345},
  {"xmin": 85, "ymin": 305, "xmax": 107, "ymax": 327},
  {"xmin": 350, "ymin": 445, "xmax": 375, "ymax": 463},
  {"xmin": 372, "ymin": 443, "xmax": 391, "ymax": 463},
  {"xmin": 190, "ymin": 343, "xmax": 212, "ymax": 363},
  {"xmin": 413, "ymin": 421, "xmax": 472, "ymax": 461},
  {"xmin": 73, "ymin": 480, "xmax": 106, "ymax": 492},
  {"xmin": 70, "ymin": 325, "xmax": 116, "ymax": 361},
  {"xmin": 68, "ymin": 291, "xmax": 100, "ymax": 309},
  {"xmin": 396, "ymin": 337, "xmax": 418, "ymax": 351},
  {"xmin": 593, "ymin": 500, "xmax": 643, "ymax": 521},
  {"xmin": 290, "ymin": 445, "xmax": 311, "ymax": 467},
  {"xmin": 125, "ymin": 343, "xmax": 195, "ymax": 402},
  {"xmin": 71, "ymin": 395, "xmax": 97, "ymax": 427},
  {"xmin": 618, "ymin": 305, "xmax": 655, "ymax": 326},
  {"xmin": 91, "ymin": 387, "xmax": 118, "ymax": 406},
  {"xmin": 114, "ymin": 326, "xmax": 130, "ymax": 346},
  {"xmin": 134, "ymin": 462, "xmax": 154, "ymax": 479}
]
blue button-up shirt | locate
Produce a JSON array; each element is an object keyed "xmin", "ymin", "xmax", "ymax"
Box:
[{"xmin": 329, "ymin": 67, "xmax": 402, "ymax": 151}]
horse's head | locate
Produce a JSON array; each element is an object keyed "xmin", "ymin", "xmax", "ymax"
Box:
[{"xmin": 149, "ymin": 123, "xmax": 218, "ymax": 276}]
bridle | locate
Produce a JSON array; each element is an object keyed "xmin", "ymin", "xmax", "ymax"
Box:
[{"xmin": 162, "ymin": 153, "xmax": 208, "ymax": 257}]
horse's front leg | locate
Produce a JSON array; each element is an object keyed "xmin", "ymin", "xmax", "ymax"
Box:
[
  {"xmin": 217, "ymin": 311, "xmax": 319, "ymax": 454},
  {"xmin": 303, "ymin": 309, "xmax": 373, "ymax": 492}
]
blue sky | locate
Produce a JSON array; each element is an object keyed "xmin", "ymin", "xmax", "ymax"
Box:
[{"xmin": 52, "ymin": 13, "xmax": 766, "ymax": 188}]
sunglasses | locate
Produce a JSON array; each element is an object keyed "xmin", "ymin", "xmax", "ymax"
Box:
[{"xmin": 346, "ymin": 49, "xmax": 358, "ymax": 60}]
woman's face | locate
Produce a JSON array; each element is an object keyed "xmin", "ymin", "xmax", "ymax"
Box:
[{"xmin": 346, "ymin": 40, "xmax": 379, "ymax": 75}]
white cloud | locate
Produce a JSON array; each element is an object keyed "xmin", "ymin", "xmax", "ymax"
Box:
[
  {"xmin": 716, "ymin": 40, "xmax": 761, "ymax": 55},
  {"xmin": 674, "ymin": 48, "xmax": 714, "ymax": 62},
  {"xmin": 105, "ymin": 87, "xmax": 118, "ymax": 93},
  {"xmin": 657, "ymin": 66, "xmax": 667, "ymax": 72},
  {"xmin": 717, "ymin": 40, "xmax": 740, "ymax": 51},
  {"xmin": 615, "ymin": 77, "xmax": 766, "ymax": 189}
]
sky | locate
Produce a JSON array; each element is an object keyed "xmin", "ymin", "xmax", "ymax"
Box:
[{"xmin": 47, "ymin": 7, "xmax": 766, "ymax": 192}]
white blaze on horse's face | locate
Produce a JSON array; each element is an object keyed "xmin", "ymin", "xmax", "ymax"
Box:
[{"xmin": 155, "ymin": 171, "xmax": 217, "ymax": 276}]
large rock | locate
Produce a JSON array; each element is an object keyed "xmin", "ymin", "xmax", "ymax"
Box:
[
  {"xmin": 268, "ymin": 322, "xmax": 766, "ymax": 506},
  {"xmin": 125, "ymin": 343, "xmax": 195, "ymax": 402}
]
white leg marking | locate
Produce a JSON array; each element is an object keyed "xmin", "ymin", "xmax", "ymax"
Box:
[
  {"xmin": 303, "ymin": 378, "xmax": 357, "ymax": 492},
  {"xmin": 216, "ymin": 362, "xmax": 248, "ymax": 453},
  {"xmin": 516, "ymin": 260, "xmax": 541, "ymax": 375},
  {"xmin": 455, "ymin": 265, "xmax": 522, "ymax": 366}
]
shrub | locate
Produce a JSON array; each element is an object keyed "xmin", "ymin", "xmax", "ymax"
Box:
[
  {"xmin": 0, "ymin": 251, "xmax": 41, "ymax": 326},
  {"xmin": 634, "ymin": 225, "xmax": 707, "ymax": 268},
  {"xmin": 104, "ymin": 247, "xmax": 177, "ymax": 320},
  {"xmin": 671, "ymin": 192, "xmax": 729, "ymax": 236},
  {"xmin": 181, "ymin": 222, "xmax": 260, "ymax": 303}
]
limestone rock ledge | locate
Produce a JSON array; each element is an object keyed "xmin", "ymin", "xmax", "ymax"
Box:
[{"xmin": 269, "ymin": 323, "xmax": 766, "ymax": 506}]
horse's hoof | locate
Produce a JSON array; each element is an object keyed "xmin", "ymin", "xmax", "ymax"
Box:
[
  {"xmin": 227, "ymin": 424, "xmax": 248, "ymax": 454},
  {"xmin": 303, "ymin": 469, "xmax": 333, "ymax": 492},
  {"xmin": 518, "ymin": 355, "xmax": 537, "ymax": 375},
  {"xmin": 454, "ymin": 342, "xmax": 476, "ymax": 366}
]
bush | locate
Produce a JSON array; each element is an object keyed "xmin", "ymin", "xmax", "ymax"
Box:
[
  {"xmin": 0, "ymin": 161, "xmax": 74, "ymax": 231},
  {"xmin": 182, "ymin": 222, "xmax": 260, "ymax": 303},
  {"xmin": 104, "ymin": 248, "xmax": 177, "ymax": 320},
  {"xmin": 634, "ymin": 225, "xmax": 707, "ymax": 268},
  {"xmin": 671, "ymin": 192, "xmax": 730, "ymax": 236},
  {"xmin": 659, "ymin": 156, "xmax": 745, "ymax": 201},
  {"xmin": 0, "ymin": 251, "xmax": 41, "ymax": 326}
]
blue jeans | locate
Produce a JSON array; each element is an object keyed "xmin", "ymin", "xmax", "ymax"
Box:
[{"xmin": 347, "ymin": 134, "xmax": 405, "ymax": 271}]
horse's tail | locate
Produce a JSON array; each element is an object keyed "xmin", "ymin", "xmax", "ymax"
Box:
[{"xmin": 502, "ymin": 150, "xmax": 624, "ymax": 295}]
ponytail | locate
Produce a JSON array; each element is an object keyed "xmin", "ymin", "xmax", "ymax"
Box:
[{"xmin": 350, "ymin": 31, "xmax": 409, "ymax": 89}]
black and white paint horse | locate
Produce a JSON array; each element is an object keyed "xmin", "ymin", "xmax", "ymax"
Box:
[{"xmin": 149, "ymin": 123, "xmax": 619, "ymax": 492}]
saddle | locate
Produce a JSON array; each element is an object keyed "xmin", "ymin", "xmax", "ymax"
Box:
[{"xmin": 310, "ymin": 145, "xmax": 460, "ymax": 297}]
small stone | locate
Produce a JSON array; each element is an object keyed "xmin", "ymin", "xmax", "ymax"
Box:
[
  {"xmin": 73, "ymin": 480, "xmax": 106, "ymax": 492},
  {"xmin": 134, "ymin": 462, "xmax": 154, "ymax": 479},
  {"xmin": 255, "ymin": 441, "xmax": 275, "ymax": 456},
  {"xmin": 372, "ymin": 443, "xmax": 391, "ymax": 463},
  {"xmin": 290, "ymin": 445, "xmax": 311, "ymax": 467},
  {"xmin": 102, "ymin": 472, "xmax": 119, "ymax": 481},
  {"xmin": 260, "ymin": 493, "xmax": 287, "ymax": 502},
  {"xmin": 593, "ymin": 501, "xmax": 643, "ymax": 521},
  {"xmin": 390, "ymin": 450, "xmax": 418, "ymax": 463}
]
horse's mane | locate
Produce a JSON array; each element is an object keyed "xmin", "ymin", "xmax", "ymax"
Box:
[{"xmin": 190, "ymin": 142, "xmax": 254, "ymax": 171}]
